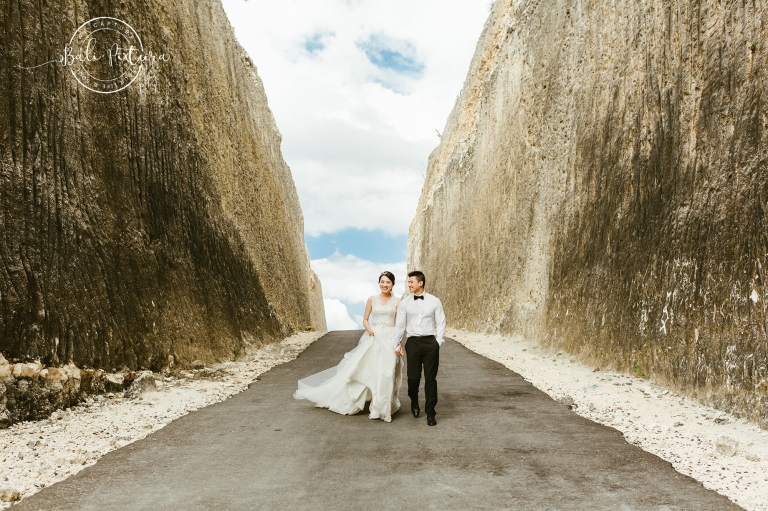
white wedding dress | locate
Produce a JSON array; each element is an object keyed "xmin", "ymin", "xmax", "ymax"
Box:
[{"xmin": 294, "ymin": 294, "xmax": 403, "ymax": 419}]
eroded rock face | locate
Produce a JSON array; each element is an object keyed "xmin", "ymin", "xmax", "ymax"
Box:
[
  {"xmin": 1, "ymin": 0, "xmax": 325, "ymax": 376},
  {"xmin": 409, "ymin": 0, "xmax": 767, "ymax": 425}
]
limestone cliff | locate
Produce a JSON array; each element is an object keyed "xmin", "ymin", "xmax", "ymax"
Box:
[
  {"xmin": 409, "ymin": 0, "xmax": 768, "ymax": 425},
  {"xmin": 0, "ymin": 0, "xmax": 325, "ymax": 423}
]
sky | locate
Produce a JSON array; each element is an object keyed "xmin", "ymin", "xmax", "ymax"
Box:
[{"xmin": 220, "ymin": 0, "xmax": 490, "ymax": 330}]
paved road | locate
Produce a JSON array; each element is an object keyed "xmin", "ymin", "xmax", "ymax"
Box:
[{"xmin": 15, "ymin": 331, "xmax": 742, "ymax": 510}]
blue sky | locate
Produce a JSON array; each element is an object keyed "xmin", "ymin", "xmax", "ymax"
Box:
[
  {"xmin": 221, "ymin": 0, "xmax": 489, "ymax": 329},
  {"xmin": 359, "ymin": 37, "xmax": 424, "ymax": 77},
  {"xmin": 306, "ymin": 228, "xmax": 408, "ymax": 328},
  {"xmin": 305, "ymin": 229, "xmax": 407, "ymax": 263},
  {"xmin": 303, "ymin": 33, "xmax": 326, "ymax": 55}
]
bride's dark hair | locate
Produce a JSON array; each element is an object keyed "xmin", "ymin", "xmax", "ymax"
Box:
[{"xmin": 379, "ymin": 271, "xmax": 396, "ymax": 285}]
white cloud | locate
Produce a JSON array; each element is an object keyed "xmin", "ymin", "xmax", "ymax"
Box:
[
  {"xmin": 221, "ymin": 0, "xmax": 489, "ymax": 236},
  {"xmin": 323, "ymin": 299, "xmax": 360, "ymax": 330},
  {"xmin": 311, "ymin": 252, "xmax": 408, "ymax": 306},
  {"xmin": 313, "ymin": 253, "xmax": 408, "ymax": 330}
]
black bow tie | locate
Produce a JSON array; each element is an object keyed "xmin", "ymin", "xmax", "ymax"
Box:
[{"xmin": 413, "ymin": 295, "xmax": 425, "ymax": 300}]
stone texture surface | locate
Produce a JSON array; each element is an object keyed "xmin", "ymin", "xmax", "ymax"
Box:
[
  {"xmin": 123, "ymin": 371, "xmax": 156, "ymax": 400},
  {"xmin": 0, "ymin": 0, "xmax": 325, "ymax": 423},
  {"xmin": 1, "ymin": 351, "xmax": 156, "ymax": 425},
  {"xmin": 409, "ymin": 0, "xmax": 768, "ymax": 425},
  {"xmin": 0, "ymin": 489, "xmax": 21, "ymax": 503}
]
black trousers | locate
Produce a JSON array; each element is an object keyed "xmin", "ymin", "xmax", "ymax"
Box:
[{"xmin": 405, "ymin": 335, "xmax": 440, "ymax": 418}]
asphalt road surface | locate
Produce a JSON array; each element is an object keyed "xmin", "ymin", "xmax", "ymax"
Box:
[{"xmin": 14, "ymin": 331, "xmax": 743, "ymax": 510}]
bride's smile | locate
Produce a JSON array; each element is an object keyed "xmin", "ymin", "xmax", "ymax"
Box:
[{"xmin": 378, "ymin": 272, "xmax": 394, "ymax": 305}]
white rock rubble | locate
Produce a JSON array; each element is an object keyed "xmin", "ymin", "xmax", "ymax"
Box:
[
  {"xmin": 448, "ymin": 328, "xmax": 768, "ymax": 511},
  {"xmin": 5, "ymin": 328, "xmax": 764, "ymax": 509},
  {"xmin": 0, "ymin": 331, "xmax": 322, "ymax": 509}
]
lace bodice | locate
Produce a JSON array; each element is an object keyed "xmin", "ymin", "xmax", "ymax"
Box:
[{"xmin": 369, "ymin": 294, "xmax": 398, "ymax": 327}]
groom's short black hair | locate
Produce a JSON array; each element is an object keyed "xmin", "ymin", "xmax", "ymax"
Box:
[{"xmin": 408, "ymin": 271, "xmax": 426, "ymax": 287}]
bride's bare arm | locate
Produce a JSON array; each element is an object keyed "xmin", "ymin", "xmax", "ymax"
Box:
[
  {"xmin": 363, "ymin": 297, "xmax": 375, "ymax": 335},
  {"xmin": 394, "ymin": 299, "xmax": 404, "ymax": 355}
]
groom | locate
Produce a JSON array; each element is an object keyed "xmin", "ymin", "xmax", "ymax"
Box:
[{"xmin": 393, "ymin": 271, "xmax": 446, "ymax": 426}]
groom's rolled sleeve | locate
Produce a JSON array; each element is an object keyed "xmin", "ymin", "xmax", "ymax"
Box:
[
  {"xmin": 435, "ymin": 299, "xmax": 446, "ymax": 346},
  {"xmin": 392, "ymin": 302, "xmax": 407, "ymax": 351}
]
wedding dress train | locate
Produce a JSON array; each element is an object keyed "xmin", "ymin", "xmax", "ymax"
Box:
[{"xmin": 294, "ymin": 294, "xmax": 403, "ymax": 419}]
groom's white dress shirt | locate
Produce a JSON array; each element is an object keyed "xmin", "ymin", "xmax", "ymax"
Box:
[{"xmin": 392, "ymin": 292, "xmax": 446, "ymax": 351}]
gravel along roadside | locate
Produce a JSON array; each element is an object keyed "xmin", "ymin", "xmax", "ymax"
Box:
[
  {"xmin": 0, "ymin": 331, "xmax": 322, "ymax": 508},
  {"xmin": 448, "ymin": 328, "xmax": 768, "ymax": 511}
]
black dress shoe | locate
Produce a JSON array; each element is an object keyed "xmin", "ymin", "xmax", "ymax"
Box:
[
  {"xmin": 427, "ymin": 416, "xmax": 437, "ymax": 426},
  {"xmin": 411, "ymin": 403, "xmax": 420, "ymax": 418}
]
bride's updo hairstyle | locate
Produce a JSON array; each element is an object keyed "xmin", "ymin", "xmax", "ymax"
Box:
[{"xmin": 379, "ymin": 271, "xmax": 395, "ymax": 285}]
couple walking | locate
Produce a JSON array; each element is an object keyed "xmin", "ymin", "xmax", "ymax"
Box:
[{"xmin": 294, "ymin": 271, "xmax": 446, "ymax": 426}]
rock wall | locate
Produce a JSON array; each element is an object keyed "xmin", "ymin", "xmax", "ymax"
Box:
[
  {"xmin": 409, "ymin": 0, "xmax": 768, "ymax": 426},
  {"xmin": 307, "ymin": 267, "xmax": 327, "ymax": 334},
  {"xmin": 0, "ymin": 0, "xmax": 325, "ymax": 423}
]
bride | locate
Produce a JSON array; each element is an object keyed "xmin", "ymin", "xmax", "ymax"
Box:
[{"xmin": 294, "ymin": 271, "xmax": 404, "ymax": 422}]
